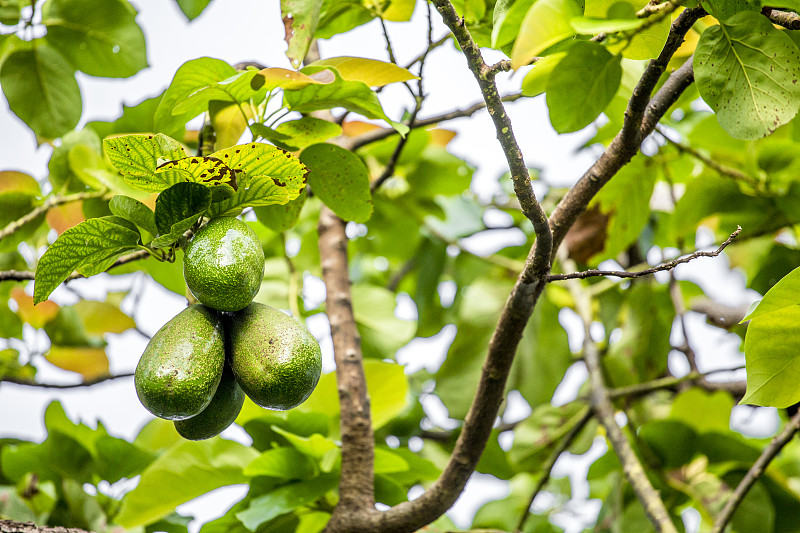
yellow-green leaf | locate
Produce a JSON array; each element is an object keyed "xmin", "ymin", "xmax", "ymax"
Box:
[
  {"xmin": 73, "ymin": 300, "xmax": 135, "ymax": 335},
  {"xmin": 305, "ymin": 57, "xmax": 418, "ymax": 87},
  {"xmin": 46, "ymin": 345, "xmax": 109, "ymax": 380},
  {"xmin": 511, "ymin": 0, "xmax": 581, "ymax": 68}
]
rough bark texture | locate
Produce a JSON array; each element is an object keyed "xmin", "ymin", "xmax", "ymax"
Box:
[{"xmin": 0, "ymin": 521, "xmax": 88, "ymax": 533}]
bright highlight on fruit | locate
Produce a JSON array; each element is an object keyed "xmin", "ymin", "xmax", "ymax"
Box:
[{"xmin": 183, "ymin": 217, "xmax": 265, "ymax": 312}]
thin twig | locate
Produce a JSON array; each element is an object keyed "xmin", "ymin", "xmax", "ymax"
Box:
[
  {"xmin": 711, "ymin": 409, "xmax": 800, "ymax": 533},
  {"xmin": 658, "ymin": 128, "xmax": 761, "ymax": 188},
  {"xmin": 0, "ymin": 249, "xmax": 151, "ymax": 284},
  {"xmin": 0, "ymin": 190, "xmax": 111, "ymax": 242},
  {"xmin": 1, "ymin": 372, "xmax": 134, "ymax": 389},
  {"xmin": 403, "ymin": 33, "xmax": 453, "ymax": 69},
  {"xmin": 516, "ymin": 405, "xmax": 593, "ymax": 533},
  {"xmin": 568, "ymin": 272, "xmax": 679, "ymax": 533},
  {"xmin": 547, "ymin": 226, "xmax": 741, "ymax": 281}
]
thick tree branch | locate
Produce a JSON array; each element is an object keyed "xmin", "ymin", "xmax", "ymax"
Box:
[
  {"xmin": 711, "ymin": 409, "xmax": 800, "ymax": 533},
  {"xmin": 762, "ymin": 7, "xmax": 800, "ymax": 29},
  {"xmin": 0, "ymin": 190, "xmax": 111, "ymax": 242},
  {"xmin": 318, "ymin": 206, "xmax": 375, "ymax": 529},
  {"xmin": 547, "ymin": 226, "xmax": 740, "ymax": 281},
  {"xmin": 1, "ymin": 373, "xmax": 134, "ymax": 389}
]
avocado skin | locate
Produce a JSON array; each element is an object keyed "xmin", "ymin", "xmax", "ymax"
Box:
[
  {"xmin": 183, "ymin": 217, "xmax": 265, "ymax": 312},
  {"xmin": 228, "ymin": 303, "xmax": 322, "ymax": 411},
  {"xmin": 135, "ymin": 304, "xmax": 225, "ymax": 420},
  {"xmin": 174, "ymin": 362, "xmax": 245, "ymax": 440}
]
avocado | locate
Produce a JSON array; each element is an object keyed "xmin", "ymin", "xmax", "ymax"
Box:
[
  {"xmin": 228, "ymin": 303, "xmax": 322, "ymax": 411},
  {"xmin": 183, "ymin": 217, "xmax": 265, "ymax": 312},
  {"xmin": 174, "ymin": 362, "xmax": 245, "ymax": 440},
  {"xmin": 135, "ymin": 304, "xmax": 225, "ymax": 420}
]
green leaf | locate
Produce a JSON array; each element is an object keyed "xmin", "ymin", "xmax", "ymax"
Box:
[
  {"xmin": 669, "ymin": 389, "xmax": 734, "ymax": 434},
  {"xmin": 546, "ymin": 41, "xmax": 622, "ymax": 133},
  {"xmin": 42, "ymin": 0, "xmax": 147, "ymax": 78},
  {"xmin": 300, "ymin": 143, "xmax": 372, "ymax": 222},
  {"xmin": 592, "ymin": 153, "xmax": 657, "ymax": 257},
  {"xmin": 744, "ymin": 266, "xmax": 800, "ymax": 321},
  {"xmin": 235, "ymin": 475, "xmax": 338, "ymax": 530},
  {"xmin": 115, "ymin": 438, "xmax": 259, "ymax": 528},
  {"xmin": 243, "ymin": 447, "xmax": 317, "ymax": 479},
  {"xmin": 510, "ymin": 0, "xmax": 580, "ymax": 68},
  {"xmin": 638, "ymin": 420, "xmax": 697, "ymax": 468},
  {"xmin": 285, "ymin": 67, "xmax": 409, "ymax": 135},
  {"xmin": 492, "ymin": 0, "xmax": 535, "ymax": 48},
  {"xmin": 34, "ymin": 216, "xmax": 141, "ymax": 304},
  {"xmin": 154, "ymin": 57, "xmax": 237, "ymax": 137},
  {"xmin": 695, "ymin": 11, "xmax": 800, "ymax": 140},
  {"xmin": 206, "ymin": 143, "xmax": 308, "ymax": 217},
  {"xmin": 299, "ymin": 360, "xmax": 409, "ymax": 432},
  {"xmin": 254, "ymin": 193, "xmax": 307, "ymax": 233},
  {"xmin": 702, "ymin": 0, "xmax": 759, "ymax": 21},
  {"xmin": 171, "ymin": 69, "xmax": 265, "ymax": 117},
  {"xmin": 151, "ymin": 182, "xmax": 211, "ymax": 247},
  {"xmin": 271, "ymin": 117, "xmax": 342, "ymax": 151},
  {"xmin": 521, "ymin": 53, "xmax": 566, "ymax": 97},
  {"xmin": 87, "ymin": 93, "xmax": 162, "ymax": 138},
  {"xmin": 305, "ymin": 57, "xmax": 418, "ymax": 87},
  {"xmin": 0, "ymin": 45, "xmax": 81, "ymax": 139},
  {"xmin": 103, "ymin": 133, "xmax": 189, "ymax": 191},
  {"xmin": 282, "ymin": 0, "xmax": 324, "ymax": 68},
  {"xmin": 742, "ymin": 267, "xmax": 800, "ymax": 407},
  {"xmin": 109, "ymin": 195, "xmax": 158, "ymax": 236},
  {"xmin": 175, "ymin": 0, "xmax": 213, "ymax": 19},
  {"xmin": 351, "ymin": 284, "xmax": 416, "ymax": 358}
]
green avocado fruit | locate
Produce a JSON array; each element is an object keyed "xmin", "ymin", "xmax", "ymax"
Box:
[
  {"xmin": 135, "ymin": 304, "xmax": 225, "ymax": 420},
  {"xmin": 228, "ymin": 303, "xmax": 322, "ymax": 411},
  {"xmin": 183, "ymin": 217, "xmax": 265, "ymax": 312},
  {"xmin": 174, "ymin": 362, "xmax": 245, "ymax": 440}
]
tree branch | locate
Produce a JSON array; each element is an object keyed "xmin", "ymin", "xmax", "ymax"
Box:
[
  {"xmin": 349, "ymin": 94, "xmax": 523, "ymax": 150},
  {"xmin": 711, "ymin": 409, "xmax": 800, "ymax": 533},
  {"xmin": 318, "ymin": 206, "xmax": 375, "ymax": 528},
  {"xmin": 547, "ymin": 226, "xmax": 741, "ymax": 281},
  {"xmin": 762, "ymin": 7, "xmax": 800, "ymax": 29},
  {"xmin": 1, "ymin": 373, "xmax": 134, "ymax": 389},
  {"xmin": 0, "ymin": 190, "xmax": 111, "ymax": 242},
  {"xmin": 570, "ymin": 278, "xmax": 679, "ymax": 533},
  {"xmin": 0, "ymin": 520, "xmax": 88, "ymax": 533},
  {"xmin": 0, "ymin": 249, "xmax": 151, "ymax": 285},
  {"xmin": 516, "ymin": 405, "xmax": 593, "ymax": 533}
]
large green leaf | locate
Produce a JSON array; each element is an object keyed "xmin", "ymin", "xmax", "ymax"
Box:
[
  {"xmin": 103, "ymin": 133, "xmax": 188, "ymax": 191},
  {"xmin": 109, "ymin": 195, "xmax": 158, "ymax": 236},
  {"xmin": 282, "ymin": 0, "xmax": 324, "ymax": 68},
  {"xmin": 34, "ymin": 216, "xmax": 141, "ymax": 304},
  {"xmin": 285, "ymin": 67, "xmax": 409, "ymax": 135},
  {"xmin": 42, "ymin": 0, "xmax": 147, "ymax": 78},
  {"xmin": 742, "ymin": 267, "xmax": 800, "ymax": 407},
  {"xmin": 206, "ymin": 143, "xmax": 308, "ymax": 217},
  {"xmin": 171, "ymin": 69, "xmax": 265, "ymax": 117},
  {"xmin": 235, "ymin": 475, "xmax": 338, "ymax": 530},
  {"xmin": 300, "ymin": 143, "xmax": 372, "ymax": 222},
  {"xmin": 546, "ymin": 41, "xmax": 622, "ymax": 133},
  {"xmin": 154, "ymin": 57, "xmax": 237, "ymax": 137},
  {"xmin": 510, "ymin": 0, "xmax": 580, "ymax": 68},
  {"xmin": 0, "ymin": 44, "xmax": 81, "ymax": 139},
  {"xmin": 351, "ymin": 284, "xmax": 416, "ymax": 358},
  {"xmin": 115, "ymin": 438, "xmax": 259, "ymax": 528},
  {"xmin": 695, "ymin": 11, "xmax": 800, "ymax": 140},
  {"xmin": 151, "ymin": 182, "xmax": 211, "ymax": 247}
]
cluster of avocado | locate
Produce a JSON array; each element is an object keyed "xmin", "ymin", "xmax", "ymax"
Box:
[{"xmin": 134, "ymin": 217, "xmax": 322, "ymax": 440}]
